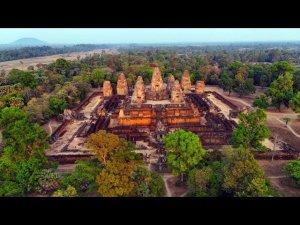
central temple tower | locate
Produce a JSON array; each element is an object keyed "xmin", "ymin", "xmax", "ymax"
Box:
[{"xmin": 146, "ymin": 66, "xmax": 168, "ymax": 100}]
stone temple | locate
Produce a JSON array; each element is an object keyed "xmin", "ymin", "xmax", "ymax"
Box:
[
  {"xmin": 117, "ymin": 73, "xmax": 128, "ymax": 96},
  {"xmin": 195, "ymin": 80, "xmax": 205, "ymax": 94},
  {"xmin": 146, "ymin": 67, "xmax": 169, "ymax": 100},
  {"xmin": 132, "ymin": 76, "xmax": 146, "ymax": 106},
  {"xmin": 102, "ymin": 67, "xmax": 235, "ymax": 148},
  {"xmin": 181, "ymin": 70, "xmax": 192, "ymax": 93},
  {"xmin": 48, "ymin": 66, "xmax": 237, "ymax": 163},
  {"xmin": 102, "ymin": 81, "xmax": 113, "ymax": 97}
]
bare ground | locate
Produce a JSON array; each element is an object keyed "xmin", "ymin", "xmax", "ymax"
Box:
[
  {"xmin": 257, "ymin": 160, "xmax": 300, "ymax": 197},
  {"xmin": 267, "ymin": 117, "xmax": 300, "ymax": 150},
  {"xmin": 42, "ymin": 118, "xmax": 62, "ymax": 135},
  {"xmin": 55, "ymin": 164, "xmax": 76, "ymax": 175},
  {"xmin": 290, "ymin": 119, "xmax": 300, "ymax": 135},
  {"xmin": 161, "ymin": 173, "xmax": 188, "ymax": 197},
  {"xmin": 0, "ymin": 48, "xmax": 118, "ymax": 73}
]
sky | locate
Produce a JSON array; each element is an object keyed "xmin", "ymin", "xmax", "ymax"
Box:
[{"xmin": 0, "ymin": 28, "xmax": 300, "ymax": 44}]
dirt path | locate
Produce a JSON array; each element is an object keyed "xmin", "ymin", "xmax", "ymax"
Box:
[
  {"xmin": 268, "ymin": 176, "xmax": 288, "ymax": 179},
  {"xmin": 162, "ymin": 174, "xmax": 173, "ymax": 197},
  {"xmin": 48, "ymin": 120, "xmax": 53, "ymax": 135},
  {"xmin": 257, "ymin": 160, "xmax": 300, "ymax": 197},
  {"xmin": 276, "ymin": 118, "xmax": 300, "ymax": 138}
]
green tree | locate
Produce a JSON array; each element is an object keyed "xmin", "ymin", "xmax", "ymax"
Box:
[
  {"xmin": 49, "ymin": 97, "xmax": 68, "ymax": 115},
  {"xmin": 132, "ymin": 166, "xmax": 165, "ymax": 197},
  {"xmin": 269, "ymin": 61, "xmax": 295, "ymax": 82},
  {"xmin": 266, "ymin": 72, "xmax": 294, "ymax": 111},
  {"xmin": 2, "ymin": 119, "xmax": 49, "ymax": 161},
  {"xmin": 289, "ymin": 92, "xmax": 300, "ymax": 113},
  {"xmin": 234, "ymin": 68, "xmax": 256, "ymax": 97},
  {"xmin": 15, "ymin": 157, "xmax": 42, "ymax": 192},
  {"xmin": 53, "ymin": 185, "xmax": 78, "ymax": 197},
  {"xmin": 60, "ymin": 160, "xmax": 101, "ymax": 194},
  {"xmin": 282, "ymin": 117, "xmax": 291, "ymax": 127},
  {"xmin": 222, "ymin": 147, "xmax": 272, "ymax": 197},
  {"xmin": 247, "ymin": 64, "xmax": 269, "ymax": 86},
  {"xmin": 91, "ymin": 68, "xmax": 105, "ymax": 88},
  {"xmin": 163, "ymin": 129, "xmax": 206, "ymax": 182},
  {"xmin": 253, "ymin": 94, "xmax": 270, "ymax": 109},
  {"xmin": 54, "ymin": 58, "xmax": 71, "ymax": 76},
  {"xmin": 231, "ymin": 109, "xmax": 271, "ymax": 151},
  {"xmin": 7, "ymin": 69, "xmax": 37, "ymax": 89},
  {"xmin": 0, "ymin": 107, "xmax": 27, "ymax": 128},
  {"xmin": 293, "ymin": 70, "xmax": 300, "ymax": 93},
  {"xmin": 0, "ymin": 181, "xmax": 24, "ymax": 197},
  {"xmin": 284, "ymin": 159, "xmax": 300, "ymax": 185},
  {"xmin": 23, "ymin": 95, "xmax": 52, "ymax": 124},
  {"xmin": 219, "ymin": 72, "xmax": 235, "ymax": 96},
  {"xmin": 188, "ymin": 161, "xmax": 224, "ymax": 197}
]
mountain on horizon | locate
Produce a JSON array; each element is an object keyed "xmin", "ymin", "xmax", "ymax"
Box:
[{"xmin": 10, "ymin": 38, "xmax": 47, "ymax": 47}]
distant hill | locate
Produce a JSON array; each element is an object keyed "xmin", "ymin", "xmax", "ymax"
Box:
[{"xmin": 10, "ymin": 38, "xmax": 47, "ymax": 47}]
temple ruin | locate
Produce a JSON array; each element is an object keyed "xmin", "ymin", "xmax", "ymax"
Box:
[
  {"xmin": 47, "ymin": 66, "xmax": 237, "ymax": 163},
  {"xmin": 146, "ymin": 67, "xmax": 169, "ymax": 100},
  {"xmin": 103, "ymin": 81, "xmax": 113, "ymax": 97},
  {"xmin": 195, "ymin": 80, "xmax": 205, "ymax": 94},
  {"xmin": 181, "ymin": 70, "xmax": 192, "ymax": 93},
  {"xmin": 132, "ymin": 76, "xmax": 146, "ymax": 106},
  {"xmin": 116, "ymin": 73, "xmax": 128, "ymax": 95},
  {"xmin": 171, "ymin": 80, "xmax": 184, "ymax": 104}
]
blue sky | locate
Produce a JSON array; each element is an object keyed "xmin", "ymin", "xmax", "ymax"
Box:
[{"xmin": 0, "ymin": 28, "xmax": 300, "ymax": 44}]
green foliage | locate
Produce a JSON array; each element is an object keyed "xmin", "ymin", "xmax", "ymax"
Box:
[
  {"xmin": 231, "ymin": 109, "xmax": 271, "ymax": 151},
  {"xmin": 3, "ymin": 118, "xmax": 49, "ymax": 161},
  {"xmin": 282, "ymin": 117, "xmax": 291, "ymax": 126},
  {"xmin": 253, "ymin": 94, "xmax": 270, "ymax": 109},
  {"xmin": 36, "ymin": 169, "xmax": 59, "ymax": 194},
  {"xmin": 15, "ymin": 157, "xmax": 42, "ymax": 192},
  {"xmin": 289, "ymin": 92, "xmax": 300, "ymax": 113},
  {"xmin": 221, "ymin": 147, "xmax": 272, "ymax": 197},
  {"xmin": 53, "ymin": 185, "xmax": 78, "ymax": 197},
  {"xmin": 188, "ymin": 147, "xmax": 273, "ymax": 197},
  {"xmin": 266, "ymin": 72, "xmax": 294, "ymax": 110},
  {"xmin": 219, "ymin": 71, "xmax": 235, "ymax": 95},
  {"xmin": 234, "ymin": 78, "xmax": 256, "ymax": 97},
  {"xmin": 60, "ymin": 160, "xmax": 101, "ymax": 194},
  {"xmin": 90, "ymin": 68, "xmax": 106, "ymax": 87},
  {"xmin": 0, "ymin": 107, "xmax": 27, "ymax": 128},
  {"xmin": 233, "ymin": 67, "xmax": 256, "ymax": 97},
  {"xmin": 163, "ymin": 129, "xmax": 206, "ymax": 178},
  {"xmin": 54, "ymin": 58, "xmax": 71, "ymax": 76},
  {"xmin": 293, "ymin": 70, "xmax": 300, "ymax": 93},
  {"xmin": 247, "ymin": 64, "xmax": 269, "ymax": 86},
  {"xmin": 0, "ymin": 147, "xmax": 18, "ymax": 180},
  {"xmin": 269, "ymin": 61, "xmax": 295, "ymax": 82},
  {"xmin": 132, "ymin": 166, "xmax": 165, "ymax": 197},
  {"xmin": 188, "ymin": 161, "xmax": 224, "ymax": 197},
  {"xmin": 23, "ymin": 95, "xmax": 52, "ymax": 124},
  {"xmin": 284, "ymin": 159, "xmax": 300, "ymax": 185},
  {"xmin": 7, "ymin": 69, "xmax": 38, "ymax": 89},
  {"xmin": 49, "ymin": 97, "xmax": 68, "ymax": 115},
  {"xmin": 0, "ymin": 181, "xmax": 24, "ymax": 197}
]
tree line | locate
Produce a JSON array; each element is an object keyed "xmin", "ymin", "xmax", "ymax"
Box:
[{"xmin": 0, "ymin": 44, "xmax": 109, "ymax": 62}]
